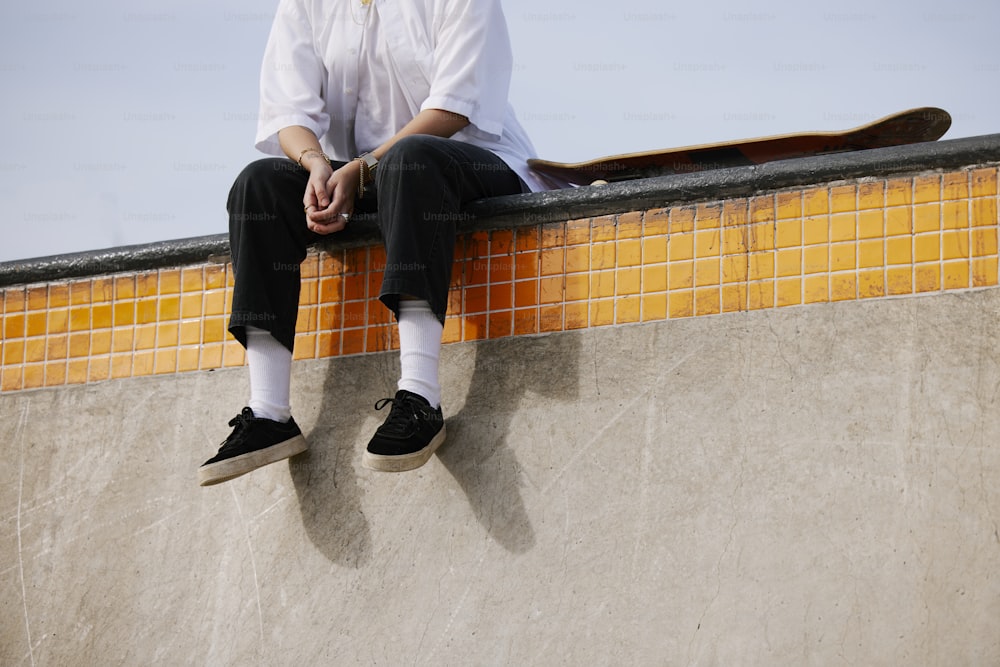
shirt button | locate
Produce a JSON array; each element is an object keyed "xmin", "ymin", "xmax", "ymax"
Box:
[{"xmin": 346, "ymin": 88, "xmax": 354, "ymax": 94}]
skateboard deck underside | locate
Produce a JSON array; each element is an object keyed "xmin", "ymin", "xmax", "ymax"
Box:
[{"xmin": 528, "ymin": 107, "xmax": 951, "ymax": 185}]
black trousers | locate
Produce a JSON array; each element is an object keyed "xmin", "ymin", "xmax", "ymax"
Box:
[{"xmin": 227, "ymin": 135, "xmax": 526, "ymax": 352}]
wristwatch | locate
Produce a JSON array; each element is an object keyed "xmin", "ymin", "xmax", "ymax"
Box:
[{"xmin": 358, "ymin": 152, "xmax": 378, "ymax": 183}]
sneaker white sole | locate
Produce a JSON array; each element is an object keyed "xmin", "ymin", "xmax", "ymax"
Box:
[
  {"xmin": 198, "ymin": 434, "xmax": 308, "ymax": 487},
  {"xmin": 361, "ymin": 425, "xmax": 447, "ymax": 473}
]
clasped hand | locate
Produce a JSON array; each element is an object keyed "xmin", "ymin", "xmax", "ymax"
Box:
[{"xmin": 303, "ymin": 161, "xmax": 361, "ymax": 235}]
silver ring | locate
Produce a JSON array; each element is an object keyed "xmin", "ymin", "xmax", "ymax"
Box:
[{"xmin": 340, "ymin": 213, "xmax": 350, "ymax": 220}]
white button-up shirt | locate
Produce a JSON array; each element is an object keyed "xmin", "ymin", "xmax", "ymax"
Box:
[{"xmin": 255, "ymin": 0, "xmax": 563, "ymax": 192}]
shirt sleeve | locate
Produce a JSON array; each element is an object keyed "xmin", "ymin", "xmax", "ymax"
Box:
[
  {"xmin": 421, "ymin": 0, "xmax": 512, "ymax": 140},
  {"xmin": 254, "ymin": 0, "xmax": 329, "ymax": 156}
]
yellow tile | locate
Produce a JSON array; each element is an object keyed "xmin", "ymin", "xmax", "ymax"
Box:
[
  {"xmin": 776, "ymin": 278, "xmax": 801, "ymax": 307},
  {"xmin": 222, "ymin": 342, "xmax": 246, "ymax": 367},
  {"xmin": 886, "ymin": 267, "xmax": 913, "ymax": 295},
  {"xmin": 697, "ymin": 203, "xmax": 723, "ymax": 229},
  {"xmin": 913, "ymin": 204, "xmax": 940, "ymax": 234},
  {"xmin": 886, "ymin": 208, "xmax": 912, "ymax": 236},
  {"xmin": 591, "ymin": 215, "xmax": 616, "ymax": 242},
  {"xmin": 26, "ymin": 286, "xmax": 48, "ymax": 311},
  {"xmin": 721, "ymin": 284, "xmax": 747, "ymax": 312},
  {"xmin": 803, "ymin": 216, "xmax": 828, "ymax": 246},
  {"xmin": 91, "ymin": 330, "xmax": 112, "ymax": 356},
  {"xmin": 776, "ymin": 191, "xmax": 802, "ymax": 220},
  {"xmin": 722, "ymin": 228, "xmax": 747, "ymax": 255},
  {"xmin": 591, "ymin": 271, "xmax": 615, "ymax": 299},
  {"xmin": 972, "ymin": 258, "xmax": 999, "ymax": 287},
  {"xmin": 775, "ymin": 220, "xmax": 802, "ymax": 249},
  {"xmin": 857, "ymin": 210, "xmax": 883, "ymax": 239},
  {"xmin": 540, "ymin": 222, "xmax": 566, "ymax": 248},
  {"xmin": 616, "ymin": 268, "xmax": 641, "ymax": 296},
  {"xmin": 45, "ymin": 362, "xmax": 67, "ymax": 387},
  {"xmin": 618, "ymin": 211, "xmax": 644, "ymax": 239},
  {"xmin": 180, "ymin": 294, "xmax": 202, "ymax": 319},
  {"xmin": 539, "ymin": 305, "xmax": 564, "ymax": 333},
  {"xmin": 668, "ymin": 234, "xmax": 694, "ymax": 262},
  {"xmin": 69, "ymin": 307, "xmax": 90, "ymax": 332},
  {"xmin": 804, "ymin": 275, "xmax": 829, "ymax": 304},
  {"xmin": 25, "ymin": 338, "xmax": 45, "ymax": 363},
  {"xmin": 204, "ymin": 265, "xmax": 226, "ymax": 290},
  {"xmin": 157, "ymin": 323, "xmax": 179, "ymax": 348},
  {"xmin": 565, "ymin": 274, "xmax": 590, "ymax": 301},
  {"xmin": 913, "ymin": 175, "xmax": 941, "ymax": 204},
  {"xmin": 616, "ymin": 240, "xmax": 641, "ymax": 268},
  {"xmin": 200, "ymin": 344, "xmax": 224, "ymax": 369},
  {"xmin": 48, "ymin": 284, "xmax": 69, "ymax": 309},
  {"xmin": 136, "ymin": 273, "xmax": 158, "ymax": 298},
  {"xmin": 540, "ymin": 248, "xmax": 565, "ymax": 275},
  {"xmin": 92, "ymin": 278, "xmax": 113, "ymax": 304},
  {"xmin": 299, "ymin": 280, "xmax": 318, "ymax": 306},
  {"xmin": 4, "ymin": 312, "xmax": 25, "ymax": 339},
  {"xmin": 112, "ymin": 328, "xmax": 134, "ymax": 353},
  {"xmin": 722, "ymin": 255, "xmax": 748, "ymax": 283},
  {"xmin": 110, "ymin": 354, "xmax": 132, "ymax": 379},
  {"xmin": 943, "ymin": 261, "xmax": 970, "ymax": 290},
  {"xmin": 914, "ymin": 234, "xmax": 940, "ymax": 263},
  {"xmin": 722, "ymin": 200, "xmax": 746, "ymax": 228},
  {"xmin": 175, "ymin": 347, "xmax": 200, "ymax": 373},
  {"xmin": 88, "ymin": 356, "xmax": 110, "ymax": 383},
  {"xmin": 113, "ymin": 302, "xmax": 135, "ymax": 327},
  {"xmin": 641, "ymin": 294, "xmax": 668, "ymax": 322},
  {"xmin": 3, "ymin": 339, "xmax": 25, "ymax": 365},
  {"xmin": 830, "ymin": 274, "xmax": 857, "ymax": 302},
  {"xmin": 859, "ymin": 240, "xmax": 884, "ymax": 269},
  {"xmin": 668, "ymin": 262, "xmax": 694, "ymax": 291},
  {"xmin": 23, "ymin": 364, "xmax": 45, "ymax": 390},
  {"xmin": 180, "ymin": 321, "xmax": 202, "ymax": 346},
  {"xmin": 669, "ymin": 206, "xmax": 696, "ymax": 234},
  {"xmin": 749, "ymin": 195, "xmax": 775, "ymax": 223},
  {"xmin": 858, "ymin": 182, "xmax": 884, "ymax": 210},
  {"xmin": 668, "ymin": 291, "xmax": 693, "ymax": 319},
  {"xmin": 695, "ymin": 259, "xmax": 720, "ymax": 287},
  {"xmin": 566, "ymin": 245, "xmax": 591, "ymax": 272},
  {"xmin": 941, "ymin": 201, "xmax": 969, "ymax": 231},
  {"xmin": 885, "ymin": 178, "xmax": 913, "ymax": 207},
  {"xmin": 154, "ymin": 349, "xmax": 177, "ymax": 374},
  {"xmin": 47, "ymin": 334, "xmax": 68, "ymax": 360},
  {"xmin": 942, "ymin": 172, "xmax": 968, "ymax": 200},
  {"xmin": 803, "ymin": 246, "xmax": 829, "ymax": 274},
  {"xmin": 2, "ymin": 367, "xmax": 23, "ymax": 392},
  {"xmin": 159, "ymin": 269, "xmax": 181, "ymax": 295},
  {"xmin": 747, "ymin": 283, "xmax": 774, "ymax": 310},
  {"xmin": 133, "ymin": 350, "xmax": 155, "ymax": 375},
  {"xmin": 565, "ymin": 218, "xmax": 591, "ymax": 245},
  {"xmin": 204, "ymin": 291, "xmax": 226, "ymax": 317},
  {"xmin": 591, "ymin": 242, "xmax": 616, "ymax": 270},
  {"xmin": 942, "ymin": 231, "xmax": 969, "ymax": 261},
  {"xmin": 69, "ymin": 281, "xmax": 92, "ymax": 306},
  {"xmin": 181, "ymin": 267, "xmax": 204, "ymax": 293},
  {"xmin": 858, "ymin": 270, "xmax": 885, "ymax": 299},
  {"xmin": 642, "ymin": 237, "xmax": 667, "ymax": 265},
  {"xmin": 539, "ymin": 277, "xmax": 563, "ymax": 304},
  {"xmin": 971, "ymin": 168, "xmax": 998, "ymax": 197},
  {"xmin": 695, "ymin": 230, "xmax": 720, "ymax": 258},
  {"xmin": 830, "ymin": 244, "xmax": 856, "ymax": 272},
  {"xmin": 972, "ymin": 198, "xmax": 998, "ymax": 228},
  {"xmin": 694, "ymin": 288, "xmax": 721, "ymax": 316},
  {"xmin": 564, "ymin": 302, "xmax": 589, "ymax": 330},
  {"xmin": 776, "ymin": 249, "xmax": 802, "ymax": 277},
  {"xmin": 830, "ymin": 213, "xmax": 856, "ymax": 243},
  {"xmin": 830, "ymin": 185, "xmax": 856, "ymax": 213},
  {"xmin": 747, "ymin": 223, "xmax": 775, "ymax": 252},
  {"xmin": 914, "ymin": 264, "xmax": 941, "ymax": 293},
  {"xmin": 136, "ymin": 299, "xmax": 157, "ymax": 324},
  {"xmin": 134, "ymin": 324, "xmax": 156, "ymax": 351},
  {"xmin": 590, "ymin": 299, "xmax": 614, "ymax": 327},
  {"xmin": 66, "ymin": 359, "xmax": 87, "ymax": 385},
  {"xmin": 886, "ymin": 237, "xmax": 912, "ymax": 266},
  {"xmin": 748, "ymin": 253, "xmax": 774, "ymax": 281},
  {"xmin": 642, "ymin": 265, "xmax": 668, "ymax": 293},
  {"xmin": 802, "ymin": 188, "xmax": 829, "ymax": 216},
  {"xmin": 972, "ymin": 229, "xmax": 998, "ymax": 257},
  {"xmin": 616, "ymin": 296, "xmax": 641, "ymax": 324}
]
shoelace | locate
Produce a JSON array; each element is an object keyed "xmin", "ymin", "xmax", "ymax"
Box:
[
  {"xmin": 218, "ymin": 407, "xmax": 254, "ymax": 452},
  {"xmin": 374, "ymin": 397, "xmax": 419, "ymax": 436}
]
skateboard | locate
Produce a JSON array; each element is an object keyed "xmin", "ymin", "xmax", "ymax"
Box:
[{"xmin": 527, "ymin": 107, "xmax": 951, "ymax": 186}]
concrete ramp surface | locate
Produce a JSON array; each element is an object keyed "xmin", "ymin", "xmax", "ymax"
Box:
[{"xmin": 3, "ymin": 290, "xmax": 1000, "ymax": 665}]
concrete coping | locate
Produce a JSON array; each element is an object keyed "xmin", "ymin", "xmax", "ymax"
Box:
[{"xmin": 2, "ymin": 132, "xmax": 999, "ymax": 288}]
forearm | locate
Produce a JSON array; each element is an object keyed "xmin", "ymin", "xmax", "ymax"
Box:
[
  {"xmin": 369, "ymin": 108, "xmax": 469, "ymax": 160},
  {"xmin": 277, "ymin": 125, "xmax": 327, "ymax": 171}
]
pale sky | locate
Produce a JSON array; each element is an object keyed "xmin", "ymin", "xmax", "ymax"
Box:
[{"xmin": 1, "ymin": 0, "xmax": 997, "ymax": 263}]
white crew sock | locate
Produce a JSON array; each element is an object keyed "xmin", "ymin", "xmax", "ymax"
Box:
[
  {"xmin": 397, "ymin": 300, "xmax": 443, "ymax": 408},
  {"xmin": 245, "ymin": 325, "xmax": 293, "ymax": 422}
]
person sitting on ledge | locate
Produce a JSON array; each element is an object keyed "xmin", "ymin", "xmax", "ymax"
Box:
[{"xmin": 198, "ymin": 0, "xmax": 565, "ymax": 486}]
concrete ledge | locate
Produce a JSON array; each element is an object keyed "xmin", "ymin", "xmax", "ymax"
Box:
[{"xmin": 2, "ymin": 133, "xmax": 998, "ymax": 288}]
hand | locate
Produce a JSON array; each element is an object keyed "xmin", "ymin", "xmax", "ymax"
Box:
[{"xmin": 303, "ymin": 160, "xmax": 362, "ymax": 235}]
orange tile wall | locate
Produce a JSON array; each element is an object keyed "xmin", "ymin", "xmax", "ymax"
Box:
[{"xmin": 1, "ymin": 166, "xmax": 998, "ymax": 393}]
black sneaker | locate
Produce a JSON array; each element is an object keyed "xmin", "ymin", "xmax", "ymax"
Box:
[
  {"xmin": 362, "ymin": 390, "xmax": 446, "ymax": 472},
  {"xmin": 198, "ymin": 407, "xmax": 308, "ymax": 486}
]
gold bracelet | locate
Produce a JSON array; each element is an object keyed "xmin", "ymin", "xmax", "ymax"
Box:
[
  {"xmin": 356, "ymin": 157, "xmax": 367, "ymax": 198},
  {"xmin": 297, "ymin": 148, "xmax": 330, "ymax": 168}
]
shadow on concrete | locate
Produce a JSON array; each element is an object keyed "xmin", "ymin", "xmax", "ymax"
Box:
[
  {"xmin": 440, "ymin": 332, "xmax": 581, "ymax": 554},
  {"xmin": 288, "ymin": 356, "xmax": 381, "ymax": 569}
]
